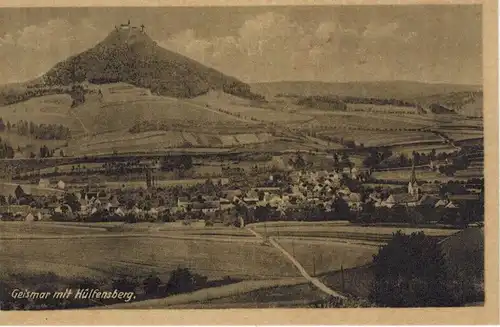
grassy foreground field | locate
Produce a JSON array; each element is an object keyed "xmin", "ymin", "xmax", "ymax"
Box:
[
  {"xmin": 276, "ymin": 239, "xmax": 378, "ymax": 276},
  {"xmin": 0, "ymin": 224, "xmax": 301, "ymax": 282},
  {"xmin": 165, "ymin": 282, "xmax": 326, "ymax": 308},
  {"xmin": 250, "ymin": 222, "xmax": 458, "ymax": 241}
]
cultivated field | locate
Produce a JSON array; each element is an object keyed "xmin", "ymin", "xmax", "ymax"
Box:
[
  {"xmin": 347, "ymin": 103, "xmax": 417, "ymax": 114},
  {"xmin": 372, "ymin": 168, "xmax": 482, "ymax": 182},
  {"xmin": 249, "ymin": 222, "xmax": 458, "ymax": 240},
  {"xmin": 388, "ymin": 143, "xmax": 458, "ymax": 155},
  {"xmin": 0, "ymin": 226, "xmax": 301, "ymax": 282},
  {"xmin": 191, "ymin": 91, "xmax": 312, "ymax": 123}
]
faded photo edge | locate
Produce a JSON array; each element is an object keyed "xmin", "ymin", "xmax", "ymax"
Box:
[{"xmin": 0, "ymin": 0, "xmax": 498, "ymax": 325}]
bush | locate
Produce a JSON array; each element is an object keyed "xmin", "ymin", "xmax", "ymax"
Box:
[
  {"xmin": 165, "ymin": 267, "xmax": 207, "ymax": 295},
  {"xmin": 142, "ymin": 274, "xmax": 162, "ymax": 297},
  {"xmin": 310, "ymin": 295, "xmax": 375, "ymax": 308},
  {"xmin": 111, "ymin": 276, "xmax": 139, "ymax": 294},
  {"xmin": 369, "ymin": 231, "xmax": 453, "ymax": 307}
]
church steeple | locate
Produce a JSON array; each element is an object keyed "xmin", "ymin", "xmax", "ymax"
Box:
[
  {"xmin": 410, "ymin": 161, "xmax": 417, "ymax": 185},
  {"xmin": 408, "ymin": 161, "xmax": 419, "ymax": 196}
]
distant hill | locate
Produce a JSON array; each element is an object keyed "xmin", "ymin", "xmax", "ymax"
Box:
[
  {"xmin": 24, "ymin": 26, "xmax": 262, "ymax": 101},
  {"xmin": 410, "ymin": 91, "xmax": 483, "ymax": 117},
  {"xmin": 251, "ymin": 81, "xmax": 482, "ymax": 99},
  {"xmin": 252, "ymin": 81, "xmax": 483, "ymax": 117}
]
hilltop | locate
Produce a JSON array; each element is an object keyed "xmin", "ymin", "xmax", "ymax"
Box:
[{"xmin": 28, "ymin": 25, "xmax": 262, "ymax": 101}]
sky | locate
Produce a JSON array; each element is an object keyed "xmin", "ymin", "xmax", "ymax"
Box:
[{"xmin": 0, "ymin": 5, "xmax": 482, "ymax": 85}]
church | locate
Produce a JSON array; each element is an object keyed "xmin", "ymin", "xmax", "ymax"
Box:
[
  {"xmin": 407, "ymin": 162, "xmax": 441, "ymax": 199},
  {"xmin": 408, "ymin": 162, "xmax": 420, "ymax": 197}
]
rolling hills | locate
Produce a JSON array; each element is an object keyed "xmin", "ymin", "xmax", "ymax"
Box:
[
  {"xmin": 250, "ymin": 81, "xmax": 482, "ymax": 99},
  {"xmin": 0, "ymin": 25, "xmax": 484, "ymax": 156},
  {"xmin": 252, "ymin": 81, "xmax": 483, "ymax": 117}
]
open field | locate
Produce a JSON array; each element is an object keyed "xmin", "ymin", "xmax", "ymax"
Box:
[
  {"xmin": 191, "ymin": 91, "xmax": 312, "ymax": 123},
  {"xmin": 250, "ymin": 222, "xmax": 459, "ymax": 241},
  {"xmin": 167, "ymin": 282, "xmax": 326, "ymax": 308},
  {"xmin": 372, "ymin": 167, "xmax": 483, "ymax": 182},
  {"xmin": 0, "ymin": 222, "xmax": 109, "ymax": 237},
  {"xmin": 320, "ymin": 264, "xmax": 374, "ymax": 299},
  {"xmin": 347, "ymin": 103, "xmax": 417, "ymax": 114},
  {"xmin": 276, "ymin": 239, "xmax": 378, "ymax": 276},
  {"xmin": 0, "ymin": 232, "xmax": 301, "ymax": 281},
  {"xmin": 0, "ymin": 94, "xmax": 85, "ymax": 134},
  {"xmin": 64, "ymin": 130, "xmax": 276, "ymax": 156},
  {"xmin": 388, "ymin": 143, "xmax": 457, "ymax": 155},
  {"xmin": 306, "ymin": 110, "xmax": 441, "ymax": 127},
  {"xmin": 316, "ymin": 130, "xmax": 443, "ymax": 147},
  {"xmin": 372, "ymin": 168, "xmax": 441, "ymax": 181},
  {"xmin": 77, "ymin": 97, "xmax": 256, "ymax": 134},
  {"xmin": 105, "ymin": 277, "xmax": 312, "ymax": 309}
]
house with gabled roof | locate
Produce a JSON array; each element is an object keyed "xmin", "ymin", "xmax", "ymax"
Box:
[
  {"xmin": 382, "ymin": 193, "xmax": 419, "ymax": 208},
  {"xmin": 418, "ymin": 194, "xmax": 440, "ymax": 207}
]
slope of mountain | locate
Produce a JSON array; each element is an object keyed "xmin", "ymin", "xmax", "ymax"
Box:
[{"xmin": 36, "ymin": 27, "xmax": 262, "ymax": 100}]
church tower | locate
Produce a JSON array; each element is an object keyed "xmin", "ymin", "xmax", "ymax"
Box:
[{"xmin": 408, "ymin": 161, "xmax": 419, "ymax": 196}]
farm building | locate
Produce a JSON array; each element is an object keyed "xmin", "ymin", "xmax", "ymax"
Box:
[
  {"xmin": 177, "ymin": 197, "xmax": 191, "ymax": 209},
  {"xmin": 191, "ymin": 201, "xmax": 220, "ymax": 214},
  {"xmin": 418, "ymin": 194, "xmax": 441, "ymax": 207},
  {"xmin": 382, "ymin": 194, "xmax": 419, "ymax": 208},
  {"xmin": 57, "ymin": 180, "xmax": 66, "ymax": 190},
  {"xmin": 25, "ymin": 212, "xmax": 35, "ymax": 222},
  {"xmin": 419, "ymin": 183, "xmax": 441, "ymax": 195},
  {"xmin": 38, "ymin": 179, "xmax": 51, "ymax": 188},
  {"xmin": 219, "ymin": 198, "xmax": 234, "ymax": 211}
]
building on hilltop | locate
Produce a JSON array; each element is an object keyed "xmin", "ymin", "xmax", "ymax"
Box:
[{"xmin": 115, "ymin": 20, "xmax": 146, "ymax": 33}]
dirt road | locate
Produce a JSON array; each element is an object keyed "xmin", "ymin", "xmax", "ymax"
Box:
[{"xmin": 246, "ymin": 227, "xmax": 346, "ymax": 299}]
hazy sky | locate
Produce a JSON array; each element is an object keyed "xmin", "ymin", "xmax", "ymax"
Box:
[{"xmin": 0, "ymin": 5, "xmax": 482, "ymax": 85}]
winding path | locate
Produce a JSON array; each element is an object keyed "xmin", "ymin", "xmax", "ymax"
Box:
[{"xmin": 246, "ymin": 227, "xmax": 346, "ymax": 299}]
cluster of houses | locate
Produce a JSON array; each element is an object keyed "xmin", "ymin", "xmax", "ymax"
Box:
[{"xmin": 0, "ymin": 159, "xmax": 481, "ymax": 223}]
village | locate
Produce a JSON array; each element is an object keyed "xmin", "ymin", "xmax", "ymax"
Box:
[{"xmin": 0, "ymin": 151, "xmax": 484, "ymax": 228}]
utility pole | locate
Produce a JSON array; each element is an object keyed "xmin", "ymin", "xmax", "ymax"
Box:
[
  {"xmin": 312, "ymin": 253, "xmax": 316, "ymax": 277},
  {"xmin": 341, "ymin": 264, "xmax": 345, "ymax": 293}
]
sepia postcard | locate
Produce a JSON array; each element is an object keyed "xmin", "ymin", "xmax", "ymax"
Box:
[{"xmin": 0, "ymin": 0, "xmax": 498, "ymax": 325}]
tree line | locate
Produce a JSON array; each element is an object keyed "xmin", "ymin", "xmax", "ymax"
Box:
[{"xmin": 1, "ymin": 119, "xmax": 71, "ymax": 140}]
